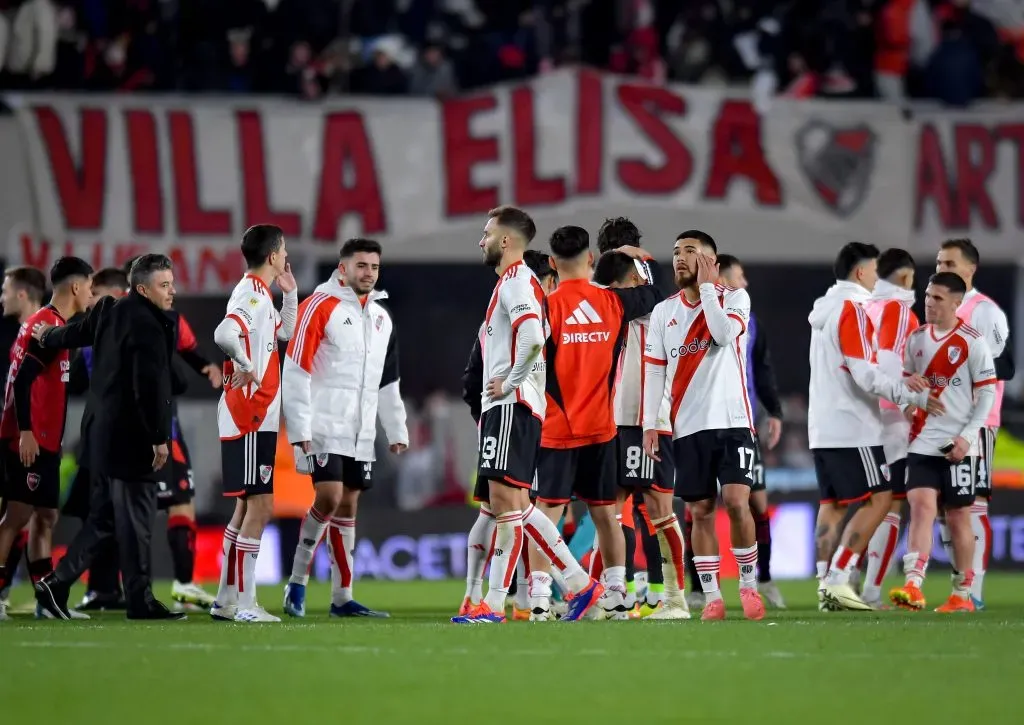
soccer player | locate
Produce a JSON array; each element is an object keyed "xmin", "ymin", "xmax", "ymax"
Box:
[
  {"xmin": 282, "ymin": 238, "xmax": 409, "ymax": 618},
  {"xmin": 0, "ymin": 266, "xmax": 46, "ymax": 615},
  {"xmin": 459, "ymin": 249, "xmax": 558, "ymax": 620},
  {"xmin": 529, "ymin": 229, "xmax": 662, "ymax": 621},
  {"xmin": 643, "ymin": 231, "xmax": 765, "ymax": 621},
  {"xmin": 809, "ymin": 242, "xmax": 937, "ymax": 611},
  {"xmin": 211, "ymin": 225, "xmax": 297, "ymax": 623},
  {"xmin": 713, "ymin": 253, "xmax": 786, "ymax": 609},
  {"xmin": 594, "ymin": 218, "xmax": 667, "ymax": 618},
  {"xmin": 889, "ymin": 272, "xmax": 996, "ymax": 613},
  {"xmin": 452, "ymin": 206, "xmax": 602, "ymax": 624},
  {"xmin": 936, "ymin": 238, "xmax": 1013, "ymax": 609},
  {"xmin": 860, "ymin": 249, "xmax": 919, "ymax": 607},
  {"xmin": 0, "ymin": 258, "xmax": 93, "ymax": 620}
]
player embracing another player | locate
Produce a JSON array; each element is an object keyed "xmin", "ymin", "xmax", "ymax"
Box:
[
  {"xmin": 642, "ymin": 231, "xmax": 764, "ymax": 621},
  {"xmin": 889, "ymin": 272, "xmax": 997, "ymax": 613}
]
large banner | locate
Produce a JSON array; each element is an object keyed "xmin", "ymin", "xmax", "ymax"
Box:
[{"xmin": 4, "ymin": 70, "xmax": 1022, "ymax": 292}]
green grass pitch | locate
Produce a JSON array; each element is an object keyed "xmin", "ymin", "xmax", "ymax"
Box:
[{"xmin": 2, "ymin": 575, "xmax": 1023, "ymax": 723}]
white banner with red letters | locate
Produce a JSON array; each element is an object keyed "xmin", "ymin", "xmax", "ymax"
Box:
[{"xmin": 3, "ymin": 69, "xmax": 1022, "ymax": 292}]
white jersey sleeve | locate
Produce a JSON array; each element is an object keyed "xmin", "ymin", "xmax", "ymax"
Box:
[
  {"xmin": 972, "ymin": 299, "xmax": 1009, "ymax": 358},
  {"xmin": 642, "ymin": 302, "xmax": 669, "ymax": 432},
  {"xmin": 960, "ymin": 334, "xmax": 997, "ymax": 444}
]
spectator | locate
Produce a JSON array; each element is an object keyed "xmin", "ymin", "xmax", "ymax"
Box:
[
  {"xmin": 353, "ymin": 39, "xmax": 409, "ymax": 95},
  {"xmin": 409, "ymin": 42, "xmax": 458, "ymax": 96},
  {"xmin": 224, "ymin": 28, "xmax": 255, "ymax": 93},
  {"xmin": 925, "ymin": 4, "xmax": 999, "ymax": 106}
]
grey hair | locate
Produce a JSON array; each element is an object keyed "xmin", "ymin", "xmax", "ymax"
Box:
[{"xmin": 129, "ymin": 254, "xmax": 173, "ymax": 289}]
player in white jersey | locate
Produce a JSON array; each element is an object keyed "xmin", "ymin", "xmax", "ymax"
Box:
[
  {"xmin": 860, "ymin": 248, "xmax": 920, "ymax": 607},
  {"xmin": 643, "ymin": 230, "xmax": 765, "ymax": 622},
  {"xmin": 452, "ymin": 206, "xmax": 601, "ymax": 624},
  {"xmin": 808, "ymin": 243, "xmax": 936, "ymax": 612},
  {"xmin": 211, "ymin": 225, "xmax": 297, "ymax": 623},
  {"xmin": 889, "ymin": 272, "xmax": 996, "ymax": 613},
  {"xmin": 936, "ymin": 238, "xmax": 1013, "ymax": 609},
  {"xmin": 595, "ymin": 218, "xmax": 673, "ymax": 619}
]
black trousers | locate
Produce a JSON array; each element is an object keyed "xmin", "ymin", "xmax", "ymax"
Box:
[{"xmin": 55, "ymin": 472, "xmax": 158, "ymax": 613}]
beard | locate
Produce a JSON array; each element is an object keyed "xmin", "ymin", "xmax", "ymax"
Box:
[
  {"xmin": 482, "ymin": 245, "xmax": 503, "ymax": 268},
  {"xmin": 674, "ymin": 269, "xmax": 695, "ymax": 288}
]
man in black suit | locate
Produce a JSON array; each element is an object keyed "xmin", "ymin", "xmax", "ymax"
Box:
[{"xmin": 33, "ymin": 254, "xmax": 183, "ymax": 620}]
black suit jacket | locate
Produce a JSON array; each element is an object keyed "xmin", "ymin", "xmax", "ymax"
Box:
[{"xmin": 42, "ymin": 292, "xmax": 175, "ymax": 481}]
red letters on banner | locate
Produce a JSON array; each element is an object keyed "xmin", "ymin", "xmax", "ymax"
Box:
[
  {"xmin": 915, "ymin": 122, "xmax": 1024, "ymax": 231},
  {"xmin": 30, "ymin": 71, "xmax": 786, "ymax": 243}
]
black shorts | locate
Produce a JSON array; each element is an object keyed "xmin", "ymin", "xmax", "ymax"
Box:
[
  {"xmin": 535, "ymin": 440, "xmax": 618, "ymax": 505},
  {"xmin": 673, "ymin": 428, "xmax": 757, "ymax": 503},
  {"xmin": 474, "ymin": 403, "xmax": 541, "ymax": 503},
  {"xmin": 812, "ymin": 446, "xmax": 888, "ymax": 505},
  {"xmin": 158, "ymin": 429, "xmax": 195, "ymax": 509},
  {"xmin": 308, "ymin": 453, "xmax": 374, "ymax": 490},
  {"xmin": 221, "ymin": 431, "xmax": 277, "ymax": 498},
  {"xmin": 616, "ymin": 426, "xmax": 675, "ymax": 494},
  {"xmin": 906, "ymin": 453, "xmax": 977, "ymax": 509},
  {"xmin": 976, "ymin": 427, "xmax": 996, "ymax": 500},
  {"xmin": 2, "ymin": 447, "xmax": 62, "ymax": 510},
  {"xmin": 887, "ymin": 458, "xmax": 908, "ymax": 499},
  {"xmin": 749, "ymin": 436, "xmax": 767, "ymax": 493}
]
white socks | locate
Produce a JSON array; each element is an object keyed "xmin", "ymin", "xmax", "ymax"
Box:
[
  {"xmin": 234, "ymin": 535, "xmax": 261, "ymax": 610},
  {"xmin": 693, "ymin": 555, "xmax": 722, "ymax": 602},
  {"xmin": 216, "ymin": 525, "xmax": 240, "ymax": 606},
  {"xmin": 969, "ymin": 501, "xmax": 989, "ymax": 601},
  {"xmin": 327, "ymin": 517, "xmax": 356, "ymax": 606},
  {"xmin": 863, "ymin": 512, "xmax": 900, "ymax": 602},
  {"xmin": 483, "ymin": 511, "xmax": 523, "ymax": 612},
  {"xmin": 289, "ymin": 507, "xmax": 329, "ymax": 586},
  {"xmin": 522, "ymin": 505, "xmax": 589, "ymax": 593},
  {"xmin": 732, "ymin": 545, "xmax": 758, "ymax": 590},
  {"xmin": 465, "ymin": 507, "xmax": 496, "ymax": 603}
]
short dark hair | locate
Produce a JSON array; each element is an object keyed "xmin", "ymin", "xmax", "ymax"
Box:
[
  {"xmin": 676, "ymin": 229, "xmax": 717, "ymax": 254},
  {"xmin": 50, "ymin": 257, "xmax": 94, "ymax": 287},
  {"xmin": 717, "ymin": 253, "xmax": 741, "ymax": 272},
  {"xmin": 929, "ymin": 271, "xmax": 967, "ymax": 295},
  {"xmin": 593, "ymin": 251, "xmax": 636, "ymax": 286},
  {"xmin": 488, "ymin": 205, "xmax": 536, "ymax": 244},
  {"xmin": 122, "ymin": 255, "xmax": 142, "ymax": 276},
  {"xmin": 3, "ymin": 266, "xmax": 46, "ymax": 304},
  {"xmin": 129, "ymin": 254, "xmax": 173, "ymax": 289},
  {"xmin": 523, "ymin": 250, "xmax": 555, "ymax": 280},
  {"xmin": 877, "ymin": 248, "xmax": 916, "ymax": 280},
  {"xmin": 549, "ymin": 225, "xmax": 590, "ymax": 259},
  {"xmin": 340, "ymin": 237, "xmax": 383, "ymax": 259},
  {"xmin": 596, "ymin": 217, "xmax": 641, "ymax": 254},
  {"xmin": 241, "ymin": 224, "xmax": 285, "ymax": 269},
  {"xmin": 940, "ymin": 238, "xmax": 980, "ymax": 266},
  {"xmin": 833, "ymin": 241, "xmax": 880, "ymax": 280},
  {"xmin": 92, "ymin": 267, "xmax": 130, "ymax": 292}
]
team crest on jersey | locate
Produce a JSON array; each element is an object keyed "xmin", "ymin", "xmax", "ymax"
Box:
[
  {"xmin": 259, "ymin": 465, "xmax": 273, "ymax": 483},
  {"xmin": 316, "ymin": 454, "xmax": 329, "ymax": 468},
  {"xmin": 947, "ymin": 345, "xmax": 963, "ymax": 364},
  {"xmin": 879, "ymin": 464, "xmax": 891, "ymax": 482},
  {"xmin": 26, "ymin": 473, "xmax": 40, "ymax": 491},
  {"xmin": 248, "ymin": 297, "xmax": 260, "ymax": 307}
]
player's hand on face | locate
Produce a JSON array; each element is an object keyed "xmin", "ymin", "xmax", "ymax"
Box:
[
  {"xmin": 945, "ymin": 436, "xmax": 970, "ymax": 463},
  {"xmin": 202, "ymin": 364, "xmax": 224, "ymax": 389},
  {"xmin": 905, "ymin": 373, "xmax": 930, "ymax": 393},
  {"xmin": 766, "ymin": 417, "xmax": 783, "ymax": 450},
  {"xmin": 19, "ymin": 431, "xmax": 39, "ymax": 467},
  {"xmin": 925, "ymin": 396, "xmax": 946, "ymax": 416},
  {"xmin": 31, "ymin": 322, "xmax": 53, "ymax": 343},
  {"xmin": 152, "ymin": 443, "xmax": 169, "ymax": 471},
  {"xmin": 390, "ymin": 443, "xmax": 408, "ymax": 455},
  {"xmin": 642, "ymin": 429, "xmax": 661, "ymax": 462},
  {"xmin": 696, "ymin": 253, "xmax": 719, "ymax": 286},
  {"xmin": 276, "ymin": 263, "xmax": 297, "ymax": 294},
  {"xmin": 230, "ymin": 369, "xmax": 259, "ymax": 390},
  {"xmin": 484, "ymin": 377, "xmax": 506, "ymax": 400}
]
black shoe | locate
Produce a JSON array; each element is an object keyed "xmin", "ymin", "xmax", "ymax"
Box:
[
  {"xmin": 76, "ymin": 590, "xmax": 127, "ymax": 612},
  {"xmin": 126, "ymin": 600, "xmax": 187, "ymax": 621},
  {"xmin": 35, "ymin": 575, "xmax": 73, "ymax": 621}
]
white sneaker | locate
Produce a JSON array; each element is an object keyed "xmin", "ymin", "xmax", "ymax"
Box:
[
  {"xmin": 647, "ymin": 599, "xmax": 692, "ymax": 620},
  {"xmin": 36, "ymin": 602, "xmax": 90, "ymax": 620},
  {"xmin": 598, "ymin": 588, "xmax": 631, "ymax": 621},
  {"xmin": 823, "ymin": 582, "xmax": 874, "ymax": 611},
  {"xmin": 234, "ymin": 605, "xmax": 281, "ymax": 623},
  {"xmin": 550, "ymin": 600, "xmax": 568, "ymax": 619},
  {"xmin": 0, "ymin": 601, "xmax": 8, "ymax": 621},
  {"xmin": 685, "ymin": 590, "xmax": 705, "ymax": 610},
  {"xmin": 210, "ymin": 602, "xmax": 237, "ymax": 621},
  {"xmin": 529, "ymin": 595, "xmax": 552, "ymax": 621},
  {"xmin": 172, "ymin": 581, "xmax": 216, "ymax": 610},
  {"xmin": 758, "ymin": 581, "xmax": 787, "ymax": 609}
]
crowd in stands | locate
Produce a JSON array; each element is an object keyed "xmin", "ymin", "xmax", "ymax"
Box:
[{"xmin": 0, "ymin": 0, "xmax": 1021, "ymax": 106}]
